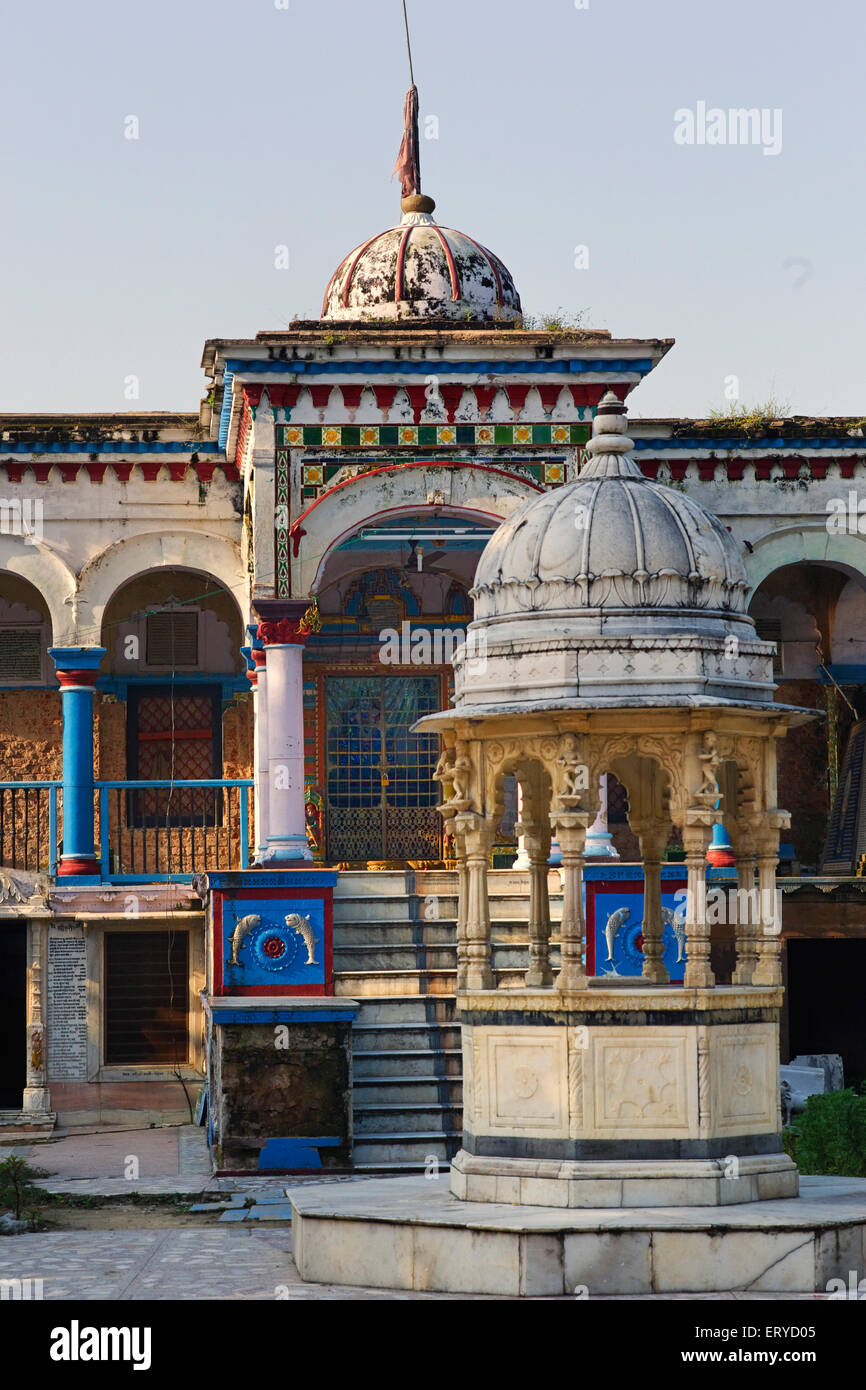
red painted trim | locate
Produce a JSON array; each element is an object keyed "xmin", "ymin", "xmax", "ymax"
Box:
[
  {"xmin": 373, "ymin": 385, "xmax": 397, "ymax": 416},
  {"xmin": 84, "ymin": 461, "xmax": 109, "ymax": 483},
  {"xmin": 193, "ymin": 459, "xmax": 218, "ymax": 482},
  {"xmin": 507, "ymin": 385, "xmax": 531, "ymax": 419},
  {"xmin": 340, "ymin": 385, "xmax": 364, "ymax": 413},
  {"xmin": 269, "ymin": 385, "xmax": 304, "ymax": 412},
  {"xmin": 395, "ymin": 225, "xmax": 412, "ymax": 302},
  {"xmin": 112, "ymin": 462, "xmax": 134, "ymax": 483},
  {"xmin": 243, "ymin": 385, "xmax": 265, "ymax": 409},
  {"xmin": 56, "ymin": 669, "xmax": 99, "ymax": 689},
  {"xmin": 438, "ymin": 385, "xmax": 465, "ymax": 423},
  {"xmin": 537, "ymin": 385, "xmax": 563, "ymax": 414},
  {"xmin": 639, "ymin": 460, "xmax": 660, "ymax": 480},
  {"xmin": 430, "ymin": 227, "xmax": 461, "ymax": 301},
  {"xmin": 309, "ymin": 385, "xmax": 333, "ymax": 411},
  {"xmin": 289, "ymin": 460, "xmax": 544, "ymax": 535},
  {"xmin": 474, "ymin": 386, "xmax": 498, "ymax": 418},
  {"xmin": 321, "ymin": 267, "xmax": 340, "ymax": 317},
  {"xmin": 404, "ymin": 385, "xmax": 428, "ymax": 424}
]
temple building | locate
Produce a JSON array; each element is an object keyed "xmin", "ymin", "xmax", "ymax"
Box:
[{"xmin": 1, "ymin": 144, "xmax": 866, "ymax": 1160}]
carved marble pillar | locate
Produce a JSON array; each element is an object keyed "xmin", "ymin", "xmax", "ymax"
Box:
[
  {"xmin": 731, "ymin": 846, "xmax": 759, "ymax": 986},
  {"xmin": 752, "ymin": 839, "xmax": 782, "ymax": 986},
  {"xmin": 522, "ymin": 821, "xmax": 554, "ymax": 988},
  {"xmin": 682, "ymin": 821, "xmax": 715, "ymax": 989},
  {"xmin": 637, "ymin": 824, "xmax": 670, "ymax": 984},
  {"xmin": 552, "ymin": 811, "xmax": 589, "ymax": 991},
  {"xmin": 22, "ymin": 919, "xmax": 51, "ymax": 1114},
  {"xmin": 456, "ymin": 813, "xmax": 495, "ymax": 991}
]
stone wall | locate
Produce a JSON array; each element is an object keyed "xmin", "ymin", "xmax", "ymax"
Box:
[{"xmin": 210, "ymin": 1020, "xmax": 352, "ymax": 1171}]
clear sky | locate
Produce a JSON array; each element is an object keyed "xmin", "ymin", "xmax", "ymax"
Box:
[{"xmin": 1, "ymin": 0, "xmax": 862, "ymax": 420}]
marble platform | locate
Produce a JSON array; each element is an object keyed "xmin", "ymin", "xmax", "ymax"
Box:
[{"xmin": 289, "ymin": 1174, "xmax": 866, "ymax": 1297}]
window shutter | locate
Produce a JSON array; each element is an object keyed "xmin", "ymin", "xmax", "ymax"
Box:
[
  {"xmin": 146, "ymin": 611, "xmax": 199, "ymax": 666},
  {"xmin": 104, "ymin": 931, "xmax": 189, "ymax": 1066}
]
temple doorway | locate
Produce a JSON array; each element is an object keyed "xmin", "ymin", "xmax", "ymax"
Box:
[{"xmin": 324, "ymin": 674, "xmax": 442, "ymax": 864}]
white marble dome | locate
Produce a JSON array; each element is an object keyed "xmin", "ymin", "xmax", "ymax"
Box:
[
  {"xmin": 473, "ymin": 396, "xmax": 749, "ymax": 623},
  {"xmin": 449, "ymin": 392, "xmax": 778, "ymax": 713},
  {"xmin": 321, "ymin": 198, "xmax": 521, "ymax": 323}
]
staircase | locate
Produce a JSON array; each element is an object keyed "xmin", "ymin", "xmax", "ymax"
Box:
[{"xmin": 333, "ymin": 869, "xmax": 562, "ymax": 1171}]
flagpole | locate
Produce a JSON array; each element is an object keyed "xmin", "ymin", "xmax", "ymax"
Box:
[{"xmin": 401, "ymin": 0, "xmax": 415, "ymax": 88}]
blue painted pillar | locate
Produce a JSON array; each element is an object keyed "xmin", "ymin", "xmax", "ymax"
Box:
[{"xmin": 48, "ymin": 647, "xmax": 105, "ymax": 877}]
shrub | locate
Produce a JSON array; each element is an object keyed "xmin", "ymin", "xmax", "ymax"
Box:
[
  {"xmin": 0, "ymin": 1154, "xmax": 49, "ymax": 1221},
  {"xmin": 784, "ymin": 1088, "xmax": 866, "ymax": 1176}
]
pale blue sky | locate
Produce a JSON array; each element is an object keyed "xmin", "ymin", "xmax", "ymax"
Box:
[{"xmin": 1, "ymin": 0, "xmax": 862, "ymax": 419}]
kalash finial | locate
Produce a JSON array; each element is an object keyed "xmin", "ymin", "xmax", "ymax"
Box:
[{"xmin": 393, "ymin": 2, "xmax": 436, "ymax": 218}]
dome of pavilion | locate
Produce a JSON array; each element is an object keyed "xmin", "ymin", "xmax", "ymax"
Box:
[
  {"xmin": 473, "ymin": 393, "xmax": 749, "ymax": 624},
  {"xmin": 445, "ymin": 391, "xmax": 779, "ymax": 714},
  {"xmin": 321, "ymin": 195, "xmax": 521, "ymax": 323}
]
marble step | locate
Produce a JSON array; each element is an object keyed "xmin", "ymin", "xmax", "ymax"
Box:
[
  {"xmin": 351, "ymin": 996, "xmax": 458, "ymax": 1025},
  {"xmin": 336, "ymin": 942, "xmax": 560, "ymax": 972},
  {"xmin": 353, "ymin": 1023, "xmax": 462, "ymax": 1052},
  {"xmin": 336, "ymin": 967, "xmax": 526, "ymax": 996},
  {"xmin": 353, "ymin": 1047, "xmax": 462, "ymax": 1077},
  {"xmin": 353, "ymin": 1103, "xmax": 463, "ymax": 1136},
  {"xmin": 353, "ymin": 1077, "xmax": 463, "ymax": 1106},
  {"xmin": 352, "ymin": 1135, "xmax": 460, "ymax": 1167}
]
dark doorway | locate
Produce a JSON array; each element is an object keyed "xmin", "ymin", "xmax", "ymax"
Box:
[
  {"xmin": 0, "ymin": 924, "xmax": 27, "ymax": 1108},
  {"xmin": 787, "ymin": 939, "xmax": 866, "ymax": 1088}
]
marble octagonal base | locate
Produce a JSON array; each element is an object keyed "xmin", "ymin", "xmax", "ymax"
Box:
[
  {"xmin": 289, "ymin": 1174, "xmax": 866, "ymax": 1297},
  {"xmin": 450, "ymin": 1149, "xmax": 798, "ymax": 1207}
]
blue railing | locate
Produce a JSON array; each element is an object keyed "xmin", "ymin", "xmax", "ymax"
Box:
[{"xmin": 0, "ymin": 779, "xmax": 254, "ymax": 881}]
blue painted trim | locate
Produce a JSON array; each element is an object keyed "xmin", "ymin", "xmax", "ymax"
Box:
[
  {"xmin": 239, "ymin": 785, "xmax": 250, "ymax": 870},
  {"xmin": 48, "ymin": 646, "xmax": 106, "ymax": 672},
  {"xmin": 206, "ymin": 870, "xmax": 337, "ymax": 888},
  {"xmin": 94, "ymin": 779, "xmax": 253, "ymax": 789},
  {"xmin": 95, "ymin": 674, "xmax": 248, "ymax": 704},
  {"xmin": 218, "ymin": 369, "xmax": 235, "ymax": 451},
  {"xmin": 48, "ymin": 786, "xmax": 58, "ymax": 875},
  {"xmin": 819, "ymin": 665, "xmax": 866, "ymax": 684},
  {"xmin": 225, "ymin": 358, "xmax": 655, "ymax": 377}
]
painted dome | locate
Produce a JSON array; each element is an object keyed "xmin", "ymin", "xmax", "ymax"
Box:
[
  {"xmin": 473, "ymin": 393, "xmax": 749, "ymax": 622},
  {"xmin": 321, "ymin": 196, "xmax": 521, "ymax": 323}
]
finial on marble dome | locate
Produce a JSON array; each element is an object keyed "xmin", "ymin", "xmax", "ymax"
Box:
[{"xmin": 581, "ymin": 391, "xmax": 643, "ymax": 479}]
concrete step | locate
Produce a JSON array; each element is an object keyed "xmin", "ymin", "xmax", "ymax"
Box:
[
  {"xmin": 354, "ymin": 1104, "xmax": 462, "ymax": 1135},
  {"xmin": 353, "ymin": 1048, "xmax": 462, "ymax": 1077},
  {"xmin": 352, "ymin": 1135, "xmax": 460, "ymax": 1166},
  {"xmin": 353, "ymin": 1024, "xmax": 462, "ymax": 1051},
  {"xmin": 352, "ymin": 996, "xmax": 458, "ymax": 1025},
  {"xmin": 336, "ymin": 967, "xmax": 527, "ymax": 996},
  {"xmin": 335, "ymin": 942, "xmax": 553, "ymax": 972},
  {"xmin": 353, "ymin": 1077, "xmax": 463, "ymax": 1106},
  {"xmin": 334, "ymin": 919, "xmax": 563, "ymax": 946}
]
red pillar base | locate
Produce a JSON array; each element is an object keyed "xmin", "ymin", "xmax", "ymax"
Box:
[{"xmin": 57, "ymin": 856, "xmax": 101, "ymax": 876}]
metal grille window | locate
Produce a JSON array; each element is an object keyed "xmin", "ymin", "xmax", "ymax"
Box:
[
  {"xmin": 104, "ymin": 931, "xmax": 189, "ymax": 1066},
  {"xmin": 325, "ymin": 676, "xmax": 441, "ymax": 862},
  {"xmin": 146, "ymin": 611, "xmax": 199, "ymax": 667},
  {"xmin": 0, "ymin": 627, "xmax": 43, "ymax": 682}
]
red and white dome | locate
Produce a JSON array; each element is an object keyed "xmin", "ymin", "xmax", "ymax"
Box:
[{"xmin": 321, "ymin": 198, "xmax": 521, "ymax": 324}]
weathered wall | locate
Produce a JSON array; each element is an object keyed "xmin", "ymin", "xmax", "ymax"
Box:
[{"xmin": 210, "ymin": 1021, "xmax": 352, "ymax": 1171}]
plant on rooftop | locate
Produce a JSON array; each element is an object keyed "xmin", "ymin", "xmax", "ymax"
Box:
[
  {"xmin": 517, "ymin": 308, "xmax": 588, "ymax": 332},
  {"xmin": 707, "ymin": 398, "xmax": 790, "ymax": 430}
]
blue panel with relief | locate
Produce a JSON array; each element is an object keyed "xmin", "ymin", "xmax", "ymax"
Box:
[
  {"xmin": 585, "ymin": 866, "xmax": 688, "ymax": 981},
  {"xmin": 222, "ymin": 896, "xmax": 326, "ymax": 990}
]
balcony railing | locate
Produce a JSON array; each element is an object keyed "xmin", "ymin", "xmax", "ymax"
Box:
[{"xmin": 0, "ymin": 779, "xmax": 254, "ymax": 881}]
